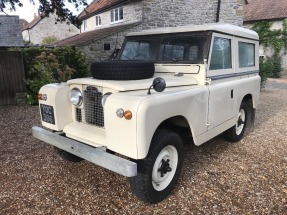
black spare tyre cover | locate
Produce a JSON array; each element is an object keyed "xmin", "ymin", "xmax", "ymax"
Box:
[{"xmin": 91, "ymin": 60, "xmax": 155, "ymax": 80}]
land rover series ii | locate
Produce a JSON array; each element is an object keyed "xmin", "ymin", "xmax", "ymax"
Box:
[{"xmin": 32, "ymin": 23, "xmax": 260, "ymax": 203}]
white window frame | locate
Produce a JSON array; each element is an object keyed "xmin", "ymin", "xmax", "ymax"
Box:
[
  {"xmin": 235, "ymin": 37, "xmax": 259, "ymax": 73},
  {"xmin": 83, "ymin": 20, "xmax": 87, "ymax": 31},
  {"xmin": 110, "ymin": 7, "xmax": 123, "ymax": 24},
  {"xmin": 95, "ymin": 15, "xmax": 102, "ymax": 27},
  {"xmin": 207, "ymin": 33, "xmax": 234, "ymax": 78}
]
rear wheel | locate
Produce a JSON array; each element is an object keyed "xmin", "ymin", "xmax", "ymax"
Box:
[
  {"xmin": 129, "ymin": 129, "xmax": 184, "ymax": 204},
  {"xmin": 224, "ymin": 102, "xmax": 248, "ymax": 142}
]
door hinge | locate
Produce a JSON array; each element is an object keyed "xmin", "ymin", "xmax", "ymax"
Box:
[
  {"xmin": 207, "ymin": 121, "xmax": 211, "ymax": 127},
  {"xmin": 205, "ymin": 78, "xmax": 212, "ymax": 85}
]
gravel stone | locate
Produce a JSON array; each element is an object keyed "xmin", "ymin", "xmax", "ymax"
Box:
[{"xmin": 0, "ymin": 81, "xmax": 287, "ymax": 214}]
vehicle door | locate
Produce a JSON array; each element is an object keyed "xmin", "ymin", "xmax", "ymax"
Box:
[{"xmin": 206, "ymin": 33, "xmax": 236, "ymax": 130}]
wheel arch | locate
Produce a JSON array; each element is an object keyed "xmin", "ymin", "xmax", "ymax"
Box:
[
  {"xmin": 240, "ymin": 93, "xmax": 256, "ymax": 128},
  {"xmin": 151, "ymin": 115, "xmax": 194, "ymax": 146}
]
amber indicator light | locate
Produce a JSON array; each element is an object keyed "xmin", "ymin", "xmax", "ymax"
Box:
[
  {"xmin": 38, "ymin": 93, "xmax": 42, "ymax": 100},
  {"xmin": 124, "ymin": 110, "xmax": 132, "ymax": 120}
]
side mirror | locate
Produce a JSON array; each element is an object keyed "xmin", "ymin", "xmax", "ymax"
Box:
[{"xmin": 147, "ymin": 77, "xmax": 166, "ymax": 95}]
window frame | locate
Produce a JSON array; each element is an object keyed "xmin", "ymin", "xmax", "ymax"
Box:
[
  {"xmin": 207, "ymin": 33, "xmax": 234, "ymax": 77},
  {"xmin": 110, "ymin": 7, "xmax": 124, "ymax": 24},
  {"xmin": 235, "ymin": 37, "xmax": 258, "ymax": 73},
  {"xmin": 83, "ymin": 20, "xmax": 87, "ymax": 31},
  {"xmin": 95, "ymin": 15, "xmax": 102, "ymax": 27}
]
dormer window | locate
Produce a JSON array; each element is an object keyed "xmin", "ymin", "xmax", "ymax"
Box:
[
  {"xmin": 95, "ymin": 15, "xmax": 101, "ymax": 27},
  {"xmin": 110, "ymin": 7, "xmax": 123, "ymax": 23}
]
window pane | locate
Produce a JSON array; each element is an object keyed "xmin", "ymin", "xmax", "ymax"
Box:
[
  {"xmin": 110, "ymin": 11, "xmax": 114, "ymax": 22},
  {"xmin": 99, "ymin": 16, "xmax": 101, "ymax": 25},
  {"xmin": 115, "ymin": 9, "xmax": 118, "ymax": 21},
  {"xmin": 119, "ymin": 7, "xmax": 123, "ymax": 20},
  {"xmin": 239, "ymin": 42, "xmax": 255, "ymax": 67},
  {"xmin": 210, "ymin": 37, "xmax": 232, "ymax": 70}
]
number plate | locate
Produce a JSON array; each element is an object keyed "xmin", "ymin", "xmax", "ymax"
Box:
[{"xmin": 40, "ymin": 104, "xmax": 55, "ymax": 125}]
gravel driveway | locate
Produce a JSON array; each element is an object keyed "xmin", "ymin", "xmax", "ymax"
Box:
[{"xmin": 0, "ymin": 82, "xmax": 286, "ymax": 214}]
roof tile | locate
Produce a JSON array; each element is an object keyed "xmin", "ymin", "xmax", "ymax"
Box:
[
  {"xmin": 55, "ymin": 21, "xmax": 141, "ymax": 46},
  {"xmin": 245, "ymin": 0, "xmax": 287, "ymax": 22},
  {"xmin": 78, "ymin": 0, "xmax": 136, "ymax": 20}
]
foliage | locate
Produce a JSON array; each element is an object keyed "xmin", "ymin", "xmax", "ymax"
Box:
[
  {"xmin": 10, "ymin": 46, "xmax": 88, "ymax": 104},
  {"xmin": 0, "ymin": 0, "xmax": 88, "ymax": 28},
  {"xmin": 252, "ymin": 20, "xmax": 287, "ymax": 84},
  {"xmin": 42, "ymin": 36, "xmax": 58, "ymax": 45}
]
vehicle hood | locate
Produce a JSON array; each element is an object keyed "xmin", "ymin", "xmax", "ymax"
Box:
[{"xmin": 67, "ymin": 74, "xmax": 198, "ymax": 92}]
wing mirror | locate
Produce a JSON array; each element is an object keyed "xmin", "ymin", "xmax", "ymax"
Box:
[{"xmin": 147, "ymin": 77, "xmax": 166, "ymax": 95}]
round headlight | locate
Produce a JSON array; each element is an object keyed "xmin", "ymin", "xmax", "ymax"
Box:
[
  {"xmin": 102, "ymin": 92, "xmax": 112, "ymax": 106},
  {"xmin": 69, "ymin": 88, "xmax": 82, "ymax": 106}
]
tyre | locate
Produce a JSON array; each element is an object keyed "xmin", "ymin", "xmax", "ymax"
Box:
[
  {"xmin": 224, "ymin": 101, "xmax": 248, "ymax": 142},
  {"xmin": 90, "ymin": 60, "xmax": 155, "ymax": 80},
  {"xmin": 129, "ymin": 129, "xmax": 184, "ymax": 204},
  {"xmin": 54, "ymin": 147, "xmax": 84, "ymax": 162}
]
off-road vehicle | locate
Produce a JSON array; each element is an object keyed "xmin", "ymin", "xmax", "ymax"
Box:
[{"xmin": 32, "ymin": 23, "xmax": 260, "ymax": 203}]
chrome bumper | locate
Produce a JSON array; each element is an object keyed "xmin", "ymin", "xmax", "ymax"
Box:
[{"xmin": 32, "ymin": 126, "xmax": 137, "ymax": 177}]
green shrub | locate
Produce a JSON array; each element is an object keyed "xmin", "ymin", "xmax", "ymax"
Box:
[
  {"xmin": 11, "ymin": 47, "xmax": 88, "ymax": 105},
  {"xmin": 259, "ymin": 56, "xmax": 282, "ymax": 87},
  {"xmin": 42, "ymin": 36, "xmax": 59, "ymax": 45}
]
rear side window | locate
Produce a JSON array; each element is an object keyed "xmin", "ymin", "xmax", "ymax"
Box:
[
  {"xmin": 239, "ymin": 42, "xmax": 255, "ymax": 67},
  {"xmin": 209, "ymin": 37, "xmax": 232, "ymax": 70}
]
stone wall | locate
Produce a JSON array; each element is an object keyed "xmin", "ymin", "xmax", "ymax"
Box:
[
  {"xmin": 244, "ymin": 20, "xmax": 287, "ymax": 78},
  {"xmin": 0, "ymin": 15, "xmax": 24, "ymax": 47},
  {"xmin": 25, "ymin": 14, "xmax": 79, "ymax": 45},
  {"xmin": 141, "ymin": 0, "xmax": 246, "ymax": 29},
  {"xmin": 78, "ymin": 24, "xmax": 143, "ymax": 64},
  {"xmin": 81, "ymin": 1, "xmax": 142, "ymax": 32}
]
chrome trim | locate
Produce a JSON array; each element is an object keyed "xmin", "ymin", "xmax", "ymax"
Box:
[{"xmin": 208, "ymin": 70, "xmax": 259, "ymax": 81}]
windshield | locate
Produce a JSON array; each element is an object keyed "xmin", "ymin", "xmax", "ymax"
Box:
[{"xmin": 119, "ymin": 32, "xmax": 209, "ymax": 63}]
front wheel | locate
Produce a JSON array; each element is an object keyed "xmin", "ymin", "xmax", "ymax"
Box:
[
  {"xmin": 129, "ymin": 129, "xmax": 184, "ymax": 204},
  {"xmin": 224, "ymin": 101, "xmax": 248, "ymax": 142}
]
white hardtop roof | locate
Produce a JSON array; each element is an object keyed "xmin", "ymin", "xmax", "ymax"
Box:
[{"xmin": 127, "ymin": 23, "xmax": 259, "ymax": 40}]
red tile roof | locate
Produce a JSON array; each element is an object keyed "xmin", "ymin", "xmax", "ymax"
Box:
[
  {"xmin": 55, "ymin": 21, "xmax": 141, "ymax": 46},
  {"xmin": 22, "ymin": 15, "xmax": 42, "ymax": 31},
  {"xmin": 78, "ymin": 0, "xmax": 137, "ymax": 20},
  {"xmin": 245, "ymin": 0, "xmax": 287, "ymax": 22}
]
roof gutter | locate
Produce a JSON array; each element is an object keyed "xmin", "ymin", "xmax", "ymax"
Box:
[{"xmin": 216, "ymin": 0, "xmax": 221, "ymax": 22}]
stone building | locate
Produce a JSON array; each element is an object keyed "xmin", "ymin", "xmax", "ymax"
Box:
[
  {"xmin": 56, "ymin": 0, "xmax": 248, "ymax": 62},
  {"xmin": 244, "ymin": 0, "xmax": 287, "ymax": 78},
  {"xmin": 22, "ymin": 14, "xmax": 79, "ymax": 45},
  {"xmin": 0, "ymin": 15, "xmax": 24, "ymax": 48}
]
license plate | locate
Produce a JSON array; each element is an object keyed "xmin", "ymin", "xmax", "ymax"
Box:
[{"xmin": 40, "ymin": 104, "xmax": 55, "ymax": 125}]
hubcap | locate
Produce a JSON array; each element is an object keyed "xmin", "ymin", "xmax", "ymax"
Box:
[
  {"xmin": 152, "ymin": 145, "xmax": 178, "ymax": 191},
  {"xmin": 236, "ymin": 108, "xmax": 245, "ymax": 135}
]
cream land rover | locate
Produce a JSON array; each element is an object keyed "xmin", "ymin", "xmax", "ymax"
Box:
[{"xmin": 32, "ymin": 23, "xmax": 260, "ymax": 203}]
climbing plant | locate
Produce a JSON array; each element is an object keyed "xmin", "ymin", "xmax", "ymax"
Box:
[{"xmin": 252, "ymin": 20, "xmax": 287, "ymax": 82}]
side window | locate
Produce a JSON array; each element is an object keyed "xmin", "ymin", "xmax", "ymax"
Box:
[
  {"xmin": 95, "ymin": 15, "xmax": 101, "ymax": 27},
  {"xmin": 239, "ymin": 42, "xmax": 255, "ymax": 67},
  {"xmin": 209, "ymin": 37, "xmax": 232, "ymax": 70}
]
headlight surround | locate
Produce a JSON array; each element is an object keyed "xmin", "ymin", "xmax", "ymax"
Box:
[
  {"xmin": 69, "ymin": 88, "xmax": 82, "ymax": 106},
  {"xmin": 102, "ymin": 92, "xmax": 112, "ymax": 106}
]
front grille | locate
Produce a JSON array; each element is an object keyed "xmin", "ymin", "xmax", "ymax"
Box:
[{"xmin": 75, "ymin": 85, "xmax": 104, "ymax": 128}]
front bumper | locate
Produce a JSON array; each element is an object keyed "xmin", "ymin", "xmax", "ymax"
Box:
[{"xmin": 32, "ymin": 126, "xmax": 137, "ymax": 177}]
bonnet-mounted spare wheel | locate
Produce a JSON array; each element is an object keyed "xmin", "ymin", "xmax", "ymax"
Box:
[{"xmin": 91, "ymin": 60, "xmax": 155, "ymax": 80}]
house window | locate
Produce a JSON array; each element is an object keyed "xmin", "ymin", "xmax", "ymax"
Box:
[
  {"xmin": 209, "ymin": 37, "xmax": 232, "ymax": 70},
  {"xmin": 239, "ymin": 42, "xmax": 255, "ymax": 67},
  {"xmin": 83, "ymin": 20, "xmax": 87, "ymax": 31},
  {"xmin": 95, "ymin": 15, "xmax": 101, "ymax": 27},
  {"xmin": 110, "ymin": 7, "xmax": 123, "ymax": 23}
]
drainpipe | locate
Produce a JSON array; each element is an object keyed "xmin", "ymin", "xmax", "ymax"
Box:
[{"xmin": 216, "ymin": 0, "xmax": 221, "ymax": 22}]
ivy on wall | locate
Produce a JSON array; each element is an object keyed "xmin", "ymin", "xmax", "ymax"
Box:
[{"xmin": 252, "ymin": 20, "xmax": 287, "ymax": 82}]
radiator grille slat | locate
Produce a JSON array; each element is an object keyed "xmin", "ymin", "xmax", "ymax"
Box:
[{"xmin": 75, "ymin": 85, "xmax": 104, "ymax": 128}]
